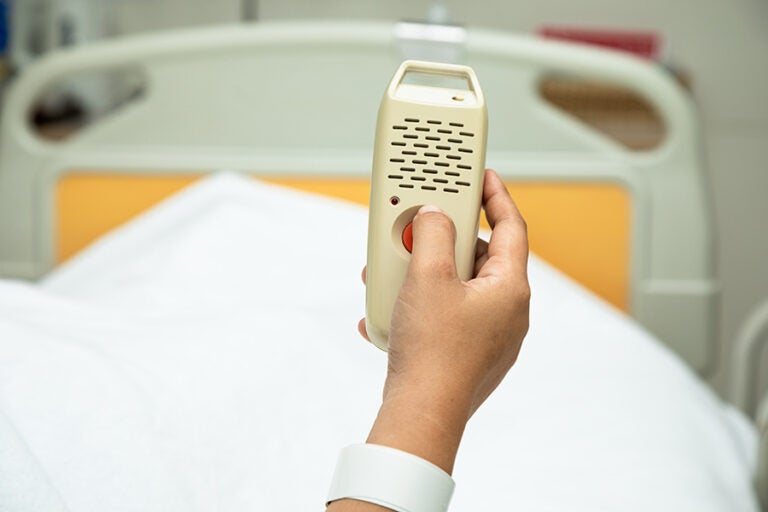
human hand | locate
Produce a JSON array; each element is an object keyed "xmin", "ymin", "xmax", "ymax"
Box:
[
  {"xmin": 329, "ymin": 169, "xmax": 529, "ymax": 511},
  {"xmin": 357, "ymin": 168, "xmax": 530, "ymax": 473}
]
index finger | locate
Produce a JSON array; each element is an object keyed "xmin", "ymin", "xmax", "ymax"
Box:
[{"xmin": 476, "ymin": 169, "xmax": 529, "ymax": 279}]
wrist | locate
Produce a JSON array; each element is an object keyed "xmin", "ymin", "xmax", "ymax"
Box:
[{"xmin": 367, "ymin": 385, "xmax": 471, "ymax": 474}]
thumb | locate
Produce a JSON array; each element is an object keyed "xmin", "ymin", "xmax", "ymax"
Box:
[{"xmin": 408, "ymin": 205, "xmax": 458, "ymax": 280}]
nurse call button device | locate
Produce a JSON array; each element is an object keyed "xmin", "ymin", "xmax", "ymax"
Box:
[{"xmin": 365, "ymin": 60, "xmax": 488, "ymax": 350}]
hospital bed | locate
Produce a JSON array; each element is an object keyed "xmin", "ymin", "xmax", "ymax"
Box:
[{"xmin": 0, "ymin": 21, "xmax": 764, "ymax": 511}]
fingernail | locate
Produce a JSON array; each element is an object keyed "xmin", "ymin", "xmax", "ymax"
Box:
[{"xmin": 418, "ymin": 205, "xmax": 442, "ymax": 214}]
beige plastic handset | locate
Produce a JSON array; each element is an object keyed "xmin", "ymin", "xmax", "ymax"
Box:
[{"xmin": 365, "ymin": 60, "xmax": 488, "ymax": 350}]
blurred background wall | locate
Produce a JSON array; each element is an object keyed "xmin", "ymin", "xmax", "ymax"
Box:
[{"xmin": 7, "ymin": 0, "xmax": 768, "ymax": 396}]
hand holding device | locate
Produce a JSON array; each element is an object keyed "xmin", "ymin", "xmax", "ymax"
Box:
[{"xmin": 334, "ymin": 169, "xmax": 531, "ymax": 512}]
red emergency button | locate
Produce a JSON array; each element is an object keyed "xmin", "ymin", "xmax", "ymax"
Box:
[{"xmin": 402, "ymin": 222, "xmax": 414, "ymax": 253}]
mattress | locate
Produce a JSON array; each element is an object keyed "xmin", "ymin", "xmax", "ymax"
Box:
[{"xmin": 0, "ymin": 173, "xmax": 758, "ymax": 511}]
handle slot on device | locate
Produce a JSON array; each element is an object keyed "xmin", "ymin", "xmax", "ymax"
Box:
[
  {"xmin": 388, "ymin": 61, "xmax": 483, "ymax": 107},
  {"xmin": 401, "ymin": 71, "xmax": 471, "ymax": 92}
]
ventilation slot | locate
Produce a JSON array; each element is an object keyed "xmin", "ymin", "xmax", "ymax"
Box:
[{"xmin": 387, "ymin": 117, "xmax": 479, "ymax": 196}]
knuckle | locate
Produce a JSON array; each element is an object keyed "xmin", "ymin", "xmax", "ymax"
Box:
[
  {"xmin": 410, "ymin": 256, "xmax": 455, "ymax": 280},
  {"xmin": 501, "ymin": 280, "xmax": 530, "ymax": 311},
  {"xmin": 428, "ymin": 258, "xmax": 457, "ymax": 279},
  {"xmin": 517, "ymin": 216, "xmax": 528, "ymax": 236}
]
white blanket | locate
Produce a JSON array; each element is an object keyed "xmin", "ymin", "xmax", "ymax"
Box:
[{"xmin": 0, "ymin": 174, "xmax": 759, "ymax": 511}]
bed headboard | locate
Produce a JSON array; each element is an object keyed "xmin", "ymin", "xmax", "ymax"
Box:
[{"xmin": 0, "ymin": 22, "xmax": 716, "ymax": 375}]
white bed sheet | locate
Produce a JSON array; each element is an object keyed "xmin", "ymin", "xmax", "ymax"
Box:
[{"xmin": 0, "ymin": 173, "xmax": 759, "ymax": 511}]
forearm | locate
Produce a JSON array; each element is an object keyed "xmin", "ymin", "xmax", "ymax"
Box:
[{"xmin": 327, "ymin": 388, "xmax": 470, "ymax": 511}]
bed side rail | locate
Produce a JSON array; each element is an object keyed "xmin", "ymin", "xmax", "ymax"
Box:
[{"xmin": 0, "ymin": 21, "xmax": 716, "ymax": 374}]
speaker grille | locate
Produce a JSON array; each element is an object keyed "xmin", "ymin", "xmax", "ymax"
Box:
[{"xmin": 386, "ymin": 117, "xmax": 478, "ymax": 194}]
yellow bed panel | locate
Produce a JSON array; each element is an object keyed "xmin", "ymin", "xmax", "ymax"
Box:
[{"xmin": 56, "ymin": 174, "xmax": 629, "ymax": 311}]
